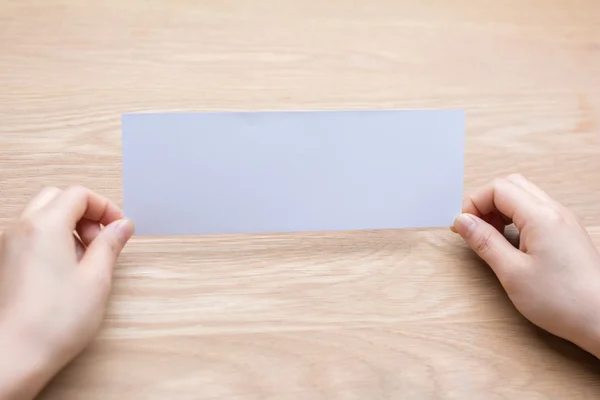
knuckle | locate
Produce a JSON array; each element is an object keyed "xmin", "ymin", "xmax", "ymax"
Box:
[
  {"xmin": 18, "ymin": 216, "xmax": 44, "ymax": 237},
  {"xmin": 474, "ymin": 231, "xmax": 494, "ymax": 255},
  {"xmin": 492, "ymin": 177, "xmax": 509, "ymax": 191},
  {"xmin": 40, "ymin": 186, "xmax": 61, "ymax": 195},
  {"xmin": 104, "ymin": 235, "xmax": 122, "ymax": 257},
  {"xmin": 506, "ymin": 173, "xmax": 525, "ymax": 183},
  {"xmin": 492, "ymin": 177, "xmax": 504, "ymax": 187},
  {"xmin": 65, "ymin": 185, "xmax": 88, "ymax": 200},
  {"xmin": 540, "ymin": 204, "xmax": 567, "ymax": 224}
]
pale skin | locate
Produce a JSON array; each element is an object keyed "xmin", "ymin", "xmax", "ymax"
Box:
[
  {"xmin": 0, "ymin": 186, "xmax": 134, "ymax": 400},
  {"xmin": 0, "ymin": 175, "xmax": 599, "ymax": 399}
]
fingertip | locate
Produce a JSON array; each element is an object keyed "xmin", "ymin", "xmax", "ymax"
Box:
[
  {"xmin": 453, "ymin": 211, "xmax": 527, "ymax": 282},
  {"xmin": 104, "ymin": 199, "xmax": 125, "ymax": 224},
  {"xmin": 113, "ymin": 219, "xmax": 135, "ymax": 243},
  {"xmin": 453, "ymin": 213, "xmax": 477, "ymax": 237},
  {"xmin": 461, "ymin": 196, "xmax": 479, "ymax": 216},
  {"xmin": 81, "ymin": 219, "xmax": 135, "ymax": 274}
]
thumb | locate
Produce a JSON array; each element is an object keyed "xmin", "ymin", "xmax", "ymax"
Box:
[
  {"xmin": 453, "ymin": 213, "xmax": 526, "ymax": 281},
  {"xmin": 81, "ymin": 219, "xmax": 135, "ymax": 274}
]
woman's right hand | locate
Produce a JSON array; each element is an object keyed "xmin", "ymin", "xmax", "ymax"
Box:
[{"xmin": 453, "ymin": 174, "xmax": 600, "ymax": 357}]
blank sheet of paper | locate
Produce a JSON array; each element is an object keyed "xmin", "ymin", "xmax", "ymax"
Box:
[{"xmin": 122, "ymin": 110, "xmax": 464, "ymax": 235}]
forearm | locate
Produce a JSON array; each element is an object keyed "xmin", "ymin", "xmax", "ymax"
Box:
[
  {"xmin": 579, "ymin": 259, "xmax": 600, "ymax": 359},
  {"xmin": 0, "ymin": 325, "xmax": 58, "ymax": 400},
  {"xmin": 565, "ymin": 270, "xmax": 600, "ymax": 360},
  {"xmin": 579, "ymin": 308, "xmax": 600, "ymax": 359}
]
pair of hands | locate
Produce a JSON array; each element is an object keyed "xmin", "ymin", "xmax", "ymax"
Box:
[{"xmin": 1, "ymin": 176, "xmax": 599, "ymax": 399}]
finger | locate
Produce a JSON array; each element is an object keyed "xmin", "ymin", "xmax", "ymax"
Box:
[
  {"xmin": 459, "ymin": 197, "xmax": 512, "ymax": 235},
  {"xmin": 454, "ymin": 213, "xmax": 528, "ymax": 282},
  {"xmin": 484, "ymin": 211, "xmax": 506, "ymax": 234},
  {"xmin": 76, "ymin": 218, "xmax": 102, "ymax": 247},
  {"xmin": 46, "ymin": 186, "xmax": 123, "ymax": 229},
  {"xmin": 505, "ymin": 174, "xmax": 552, "ymax": 202},
  {"xmin": 21, "ymin": 187, "xmax": 62, "ymax": 218},
  {"xmin": 463, "ymin": 195, "xmax": 515, "ymax": 228},
  {"xmin": 80, "ymin": 219, "xmax": 134, "ymax": 282},
  {"xmin": 463, "ymin": 195, "xmax": 512, "ymax": 222},
  {"xmin": 74, "ymin": 234, "xmax": 86, "ymax": 261},
  {"xmin": 463, "ymin": 178, "xmax": 542, "ymax": 231}
]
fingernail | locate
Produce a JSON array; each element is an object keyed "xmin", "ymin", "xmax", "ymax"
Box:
[
  {"xmin": 453, "ymin": 214, "xmax": 476, "ymax": 236},
  {"xmin": 461, "ymin": 196, "xmax": 471, "ymax": 210},
  {"xmin": 113, "ymin": 219, "xmax": 135, "ymax": 241}
]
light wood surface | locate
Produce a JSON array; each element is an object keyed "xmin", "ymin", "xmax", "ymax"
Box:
[{"xmin": 1, "ymin": 0, "xmax": 600, "ymax": 398}]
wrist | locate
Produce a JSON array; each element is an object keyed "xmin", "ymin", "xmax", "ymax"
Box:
[
  {"xmin": 0, "ymin": 319, "xmax": 60, "ymax": 400},
  {"xmin": 583, "ymin": 316, "xmax": 600, "ymax": 359},
  {"xmin": 572, "ymin": 288, "xmax": 600, "ymax": 359}
]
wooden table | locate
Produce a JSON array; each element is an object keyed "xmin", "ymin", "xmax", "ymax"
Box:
[{"xmin": 1, "ymin": 1, "xmax": 600, "ymax": 398}]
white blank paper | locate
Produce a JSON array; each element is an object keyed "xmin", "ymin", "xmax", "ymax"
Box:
[{"xmin": 122, "ymin": 110, "xmax": 464, "ymax": 235}]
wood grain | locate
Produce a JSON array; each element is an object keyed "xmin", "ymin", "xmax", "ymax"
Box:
[{"xmin": 0, "ymin": 0, "xmax": 599, "ymax": 398}]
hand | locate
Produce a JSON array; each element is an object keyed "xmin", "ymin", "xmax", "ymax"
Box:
[
  {"xmin": 453, "ymin": 174, "xmax": 600, "ymax": 357},
  {"xmin": 0, "ymin": 186, "xmax": 134, "ymax": 400}
]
